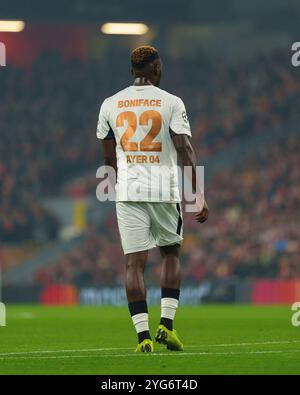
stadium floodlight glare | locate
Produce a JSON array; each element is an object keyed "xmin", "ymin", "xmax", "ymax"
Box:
[
  {"xmin": 101, "ymin": 23, "xmax": 149, "ymax": 35},
  {"xmin": 0, "ymin": 21, "xmax": 25, "ymax": 32}
]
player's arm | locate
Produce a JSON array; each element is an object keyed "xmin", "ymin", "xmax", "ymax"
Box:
[
  {"xmin": 97, "ymin": 98, "xmax": 117, "ymax": 179},
  {"xmin": 169, "ymin": 96, "xmax": 208, "ymax": 223},
  {"xmin": 101, "ymin": 138, "xmax": 117, "ymax": 174},
  {"xmin": 172, "ymin": 134, "xmax": 208, "ymax": 223}
]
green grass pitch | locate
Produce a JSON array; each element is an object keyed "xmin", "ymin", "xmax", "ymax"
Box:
[{"xmin": 0, "ymin": 304, "xmax": 299, "ymax": 374}]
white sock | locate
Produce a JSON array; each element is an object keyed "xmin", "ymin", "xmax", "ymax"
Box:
[
  {"xmin": 161, "ymin": 297, "xmax": 179, "ymax": 321},
  {"xmin": 131, "ymin": 313, "xmax": 149, "ymax": 334}
]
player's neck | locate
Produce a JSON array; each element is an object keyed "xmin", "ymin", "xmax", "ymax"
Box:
[{"xmin": 132, "ymin": 77, "xmax": 153, "ymax": 86}]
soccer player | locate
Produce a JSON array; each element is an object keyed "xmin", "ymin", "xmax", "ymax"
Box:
[{"xmin": 97, "ymin": 46, "xmax": 208, "ymax": 352}]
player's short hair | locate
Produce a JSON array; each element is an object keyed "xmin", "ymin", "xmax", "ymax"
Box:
[{"xmin": 131, "ymin": 46, "xmax": 159, "ymax": 70}]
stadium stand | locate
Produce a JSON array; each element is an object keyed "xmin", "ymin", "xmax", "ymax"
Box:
[
  {"xmin": 1, "ymin": 49, "xmax": 299, "ymax": 285},
  {"xmin": 35, "ymin": 132, "xmax": 300, "ymax": 284}
]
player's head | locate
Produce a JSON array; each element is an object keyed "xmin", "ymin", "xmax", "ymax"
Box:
[{"xmin": 131, "ymin": 46, "xmax": 162, "ymax": 87}]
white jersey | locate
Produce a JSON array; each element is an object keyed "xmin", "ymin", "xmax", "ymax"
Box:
[{"xmin": 97, "ymin": 85, "xmax": 191, "ymax": 202}]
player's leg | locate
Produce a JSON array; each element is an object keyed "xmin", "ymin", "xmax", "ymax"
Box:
[
  {"xmin": 147, "ymin": 202, "xmax": 184, "ymax": 351},
  {"xmin": 116, "ymin": 202, "xmax": 155, "ymax": 352},
  {"xmin": 126, "ymin": 250, "xmax": 153, "ymax": 350},
  {"xmin": 159, "ymin": 244, "xmax": 181, "ymax": 332},
  {"xmin": 155, "ymin": 243, "xmax": 183, "ymax": 350}
]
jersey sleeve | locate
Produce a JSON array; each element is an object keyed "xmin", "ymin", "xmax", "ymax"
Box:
[
  {"xmin": 169, "ymin": 96, "xmax": 192, "ymax": 137},
  {"xmin": 96, "ymin": 99, "xmax": 114, "ymax": 140}
]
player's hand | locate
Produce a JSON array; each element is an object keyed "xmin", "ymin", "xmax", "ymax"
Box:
[{"xmin": 195, "ymin": 199, "xmax": 209, "ymax": 223}]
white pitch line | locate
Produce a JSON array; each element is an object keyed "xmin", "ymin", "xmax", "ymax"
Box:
[
  {"xmin": 0, "ymin": 349, "xmax": 300, "ymax": 361},
  {"xmin": 0, "ymin": 347, "xmax": 132, "ymax": 357},
  {"xmin": 186, "ymin": 340, "xmax": 300, "ymax": 348},
  {"xmin": 0, "ymin": 339, "xmax": 300, "ymax": 358}
]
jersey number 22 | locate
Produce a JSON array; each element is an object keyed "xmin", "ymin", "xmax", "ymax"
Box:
[{"xmin": 116, "ymin": 110, "xmax": 162, "ymax": 152}]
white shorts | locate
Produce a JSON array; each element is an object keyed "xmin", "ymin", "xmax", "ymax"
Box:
[{"xmin": 116, "ymin": 202, "xmax": 183, "ymax": 254}]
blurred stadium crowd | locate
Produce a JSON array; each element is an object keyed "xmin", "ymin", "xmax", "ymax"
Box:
[
  {"xmin": 1, "ymin": 49, "xmax": 299, "ymax": 282},
  {"xmin": 36, "ymin": 135, "xmax": 300, "ymax": 285}
]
